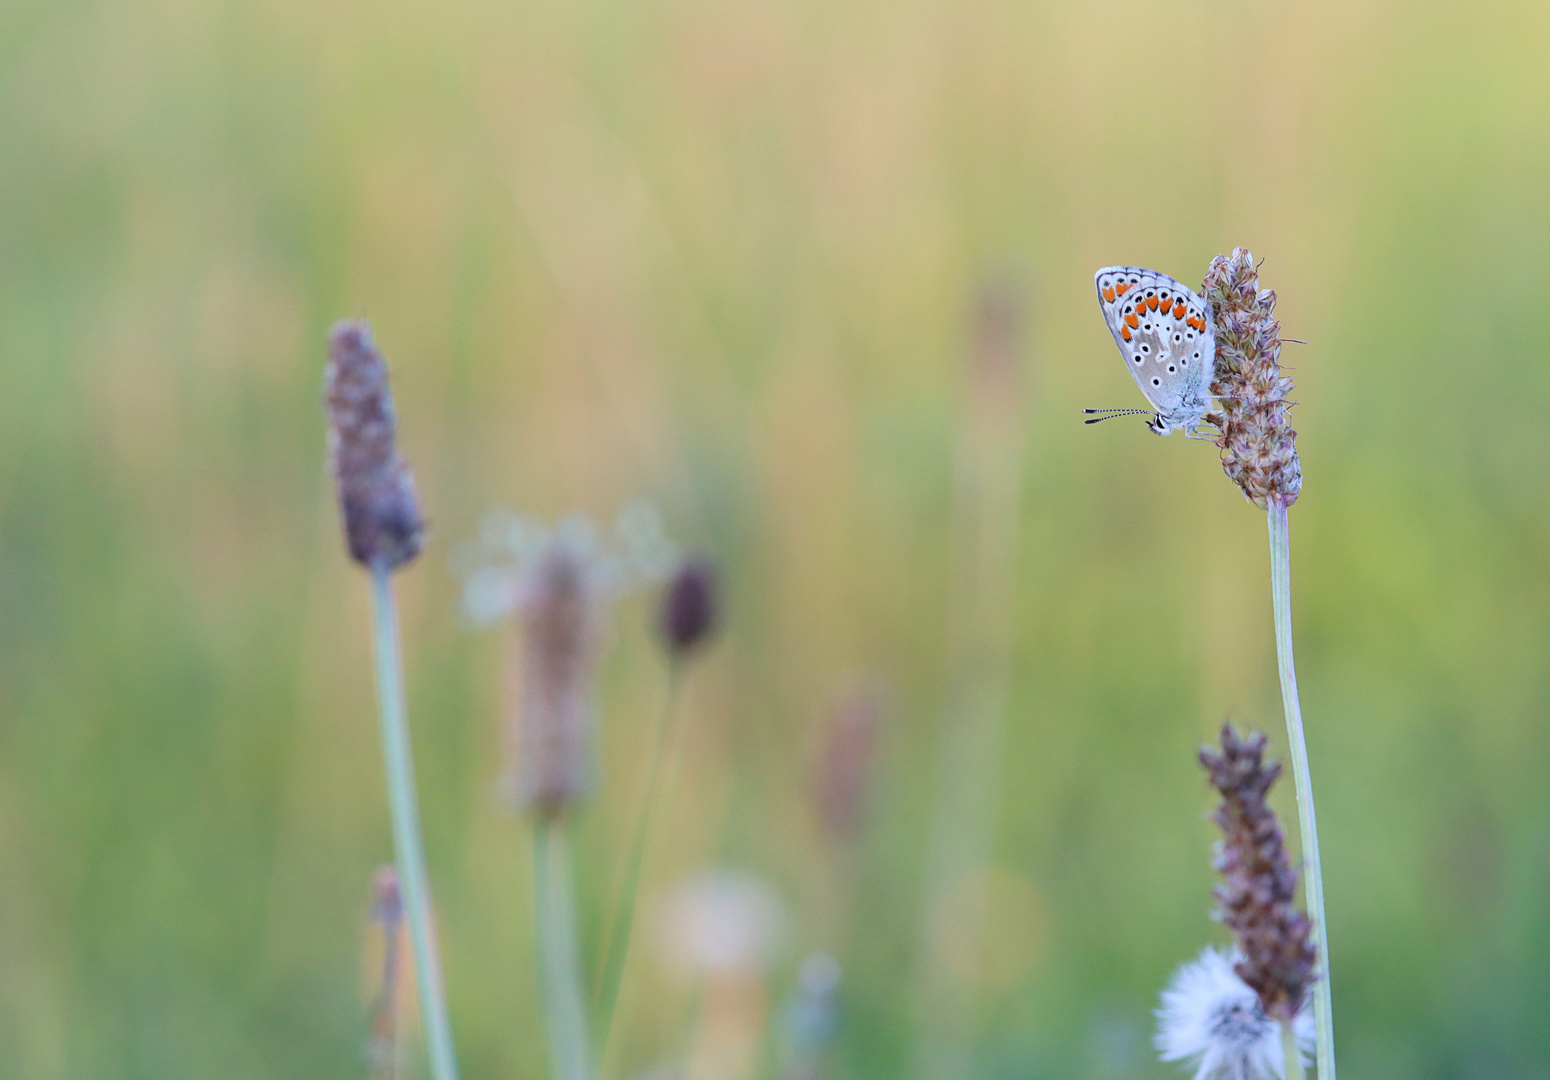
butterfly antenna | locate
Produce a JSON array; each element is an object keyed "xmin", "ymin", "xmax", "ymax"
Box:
[{"xmin": 1082, "ymin": 408, "xmax": 1151, "ymax": 425}]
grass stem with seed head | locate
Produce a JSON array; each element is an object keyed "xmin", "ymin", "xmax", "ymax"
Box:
[
  {"xmin": 595, "ymin": 557, "xmax": 718, "ymax": 1068},
  {"xmin": 534, "ymin": 817, "xmax": 593, "ymax": 1080},
  {"xmin": 1268, "ymin": 501, "xmax": 1333, "ymax": 1080},
  {"xmin": 1202, "ymin": 250, "xmax": 1330, "ymax": 1077},
  {"xmin": 370, "ymin": 567, "xmax": 461, "ymax": 1080}
]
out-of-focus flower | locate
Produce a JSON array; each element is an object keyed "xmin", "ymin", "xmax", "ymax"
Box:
[
  {"xmin": 779, "ymin": 952, "xmax": 842, "ymax": 1080},
  {"xmin": 657, "ymin": 871, "xmax": 787, "ymax": 978},
  {"xmin": 1156, "ymin": 947, "xmax": 1312, "ymax": 1080},
  {"xmin": 363, "ymin": 865, "xmax": 411, "ymax": 1079},
  {"xmin": 658, "ymin": 871, "xmax": 787, "ymax": 1080},
  {"xmin": 324, "ymin": 320, "xmax": 426, "ymax": 571},
  {"xmin": 660, "ymin": 556, "xmax": 720, "ymax": 657},
  {"xmin": 455, "ymin": 501, "xmax": 676, "ymax": 627},
  {"xmin": 814, "ymin": 680, "xmax": 885, "ymax": 841},
  {"xmin": 508, "ymin": 535, "xmax": 602, "ymax": 815},
  {"xmin": 454, "ymin": 502, "xmax": 677, "ymax": 814},
  {"xmin": 968, "ymin": 276, "xmax": 1025, "ymax": 410}
]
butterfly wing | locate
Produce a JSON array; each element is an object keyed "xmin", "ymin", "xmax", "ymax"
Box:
[{"xmin": 1093, "ymin": 266, "xmax": 1215, "ymax": 432}]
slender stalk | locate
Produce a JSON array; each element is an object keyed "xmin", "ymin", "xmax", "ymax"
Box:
[
  {"xmin": 369, "ymin": 567, "xmax": 461, "ymax": 1080},
  {"xmin": 594, "ymin": 662, "xmax": 682, "ymax": 1065},
  {"xmin": 1281, "ymin": 1020, "xmax": 1307, "ymax": 1080},
  {"xmin": 1266, "ymin": 501, "xmax": 1334, "ymax": 1080},
  {"xmin": 535, "ymin": 817, "xmax": 593, "ymax": 1080}
]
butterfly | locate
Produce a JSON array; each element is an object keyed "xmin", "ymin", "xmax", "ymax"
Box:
[{"xmin": 1085, "ymin": 266, "xmax": 1217, "ymax": 437}]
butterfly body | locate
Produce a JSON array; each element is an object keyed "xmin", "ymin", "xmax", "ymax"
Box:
[{"xmin": 1093, "ymin": 266, "xmax": 1216, "ymax": 436}]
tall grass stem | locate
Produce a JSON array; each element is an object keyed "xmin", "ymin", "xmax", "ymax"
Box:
[
  {"xmin": 535, "ymin": 817, "xmax": 593, "ymax": 1080},
  {"xmin": 594, "ymin": 662, "xmax": 682, "ymax": 1067},
  {"xmin": 369, "ymin": 567, "xmax": 461, "ymax": 1080},
  {"xmin": 1267, "ymin": 501, "xmax": 1334, "ymax": 1080}
]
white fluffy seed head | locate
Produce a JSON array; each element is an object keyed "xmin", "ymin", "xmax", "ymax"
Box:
[{"xmin": 1155, "ymin": 947, "xmax": 1313, "ymax": 1080}]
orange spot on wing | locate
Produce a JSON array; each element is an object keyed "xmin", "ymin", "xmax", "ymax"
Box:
[
  {"xmin": 1124, "ymin": 312, "xmax": 1138, "ymax": 329},
  {"xmin": 1102, "ymin": 286, "xmax": 1116, "ymax": 302},
  {"xmin": 1121, "ymin": 324, "xmax": 1131, "ymax": 341},
  {"xmin": 1115, "ymin": 282, "xmax": 1130, "ymax": 296},
  {"xmin": 1173, "ymin": 302, "xmax": 1186, "ymax": 318},
  {"xmin": 1147, "ymin": 296, "xmax": 1159, "ymax": 311}
]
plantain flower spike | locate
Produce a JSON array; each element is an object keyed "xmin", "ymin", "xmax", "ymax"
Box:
[
  {"xmin": 324, "ymin": 320, "xmax": 426, "ymax": 570},
  {"xmin": 1202, "ymin": 250, "xmax": 1301, "ymax": 509},
  {"xmin": 1199, "ymin": 724, "xmax": 1318, "ymax": 1023},
  {"xmin": 510, "ymin": 535, "xmax": 601, "ymax": 817}
]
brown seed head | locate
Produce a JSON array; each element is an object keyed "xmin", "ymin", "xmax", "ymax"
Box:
[
  {"xmin": 1202, "ymin": 249, "xmax": 1301, "ymax": 509},
  {"xmin": 324, "ymin": 320, "xmax": 426, "ymax": 570},
  {"xmin": 1198, "ymin": 723, "xmax": 1317, "ymax": 1022},
  {"xmin": 660, "ymin": 555, "xmax": 719, "ymax": 656},
  {"xmin": 509, "ymin": 540, "xmax": 598, "ymax": 817}
]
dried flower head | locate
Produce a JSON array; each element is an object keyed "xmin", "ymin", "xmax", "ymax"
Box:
[
  {"xmin": 1201, "ymin": 250, "xmax": 1301, "ymax": 509},
  {"xmin": 1156, "ymin": 946, "xmax": 1312, "ymax": 1080},
  {"xmin": 509, "ymin": 534, "xmax": 602, "ymax": 816},
  {"xmin": 660, "ymin": 556, "xmax": 719, "ymax": 656},
  {"xmin": 1199, "ymin": 725, "xmax": 1317, "ymax": 1022},
  {"xmin": 458, "ymin": 505, "xmax": 676, "ymax": 816},
  {"xmin": 324, "ymin": 320, "xmax": 426, "ymax": 570}
]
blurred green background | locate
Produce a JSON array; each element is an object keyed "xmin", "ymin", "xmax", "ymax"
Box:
[{"xmin": 3, "ymin": 0, "xmax": 1550, "ymax": 1076}]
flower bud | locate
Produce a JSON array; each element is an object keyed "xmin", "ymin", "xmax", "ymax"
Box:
[{"xmin": 659, "ymin": 556, "xmax": 719, "ymax": 656}]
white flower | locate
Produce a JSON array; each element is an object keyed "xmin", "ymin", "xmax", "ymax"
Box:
[{"xmin": 1155, "ymin": 947, "xmax": 1313, "ymax": 1080}]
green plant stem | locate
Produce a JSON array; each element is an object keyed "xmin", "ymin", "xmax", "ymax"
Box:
[
  {"xmin": 594, "ymin": 662, "xmax": 682, "ymax": 1066},
  {"xmin": 1281, "ymin": 1019, "xmax": 1307, "ymax": 1080},
  {"xmin": 535, "ymin": 816, "xmax": 593, "ymax": 1080},
  {"xmin": 1267, "ymin": 501, "xmax": 1334, "ymax": 1080},
  {"xmin": 369, "ymin": 566, "xmax": 461, "ymax": 1080}
]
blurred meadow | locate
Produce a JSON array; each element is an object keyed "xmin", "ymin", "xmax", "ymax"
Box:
[{"xmin": 3, "ymin": 0, "xmax": 1550, "ymax": 1077}]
